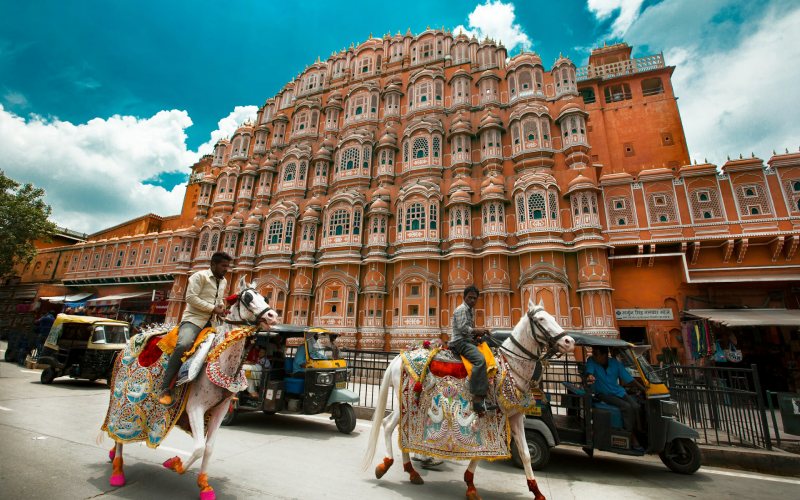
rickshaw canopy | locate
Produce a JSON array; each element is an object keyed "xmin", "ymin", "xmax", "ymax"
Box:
[{"xmin": 45, "ymin": 314, "xmax": 129, "ymax": 349}]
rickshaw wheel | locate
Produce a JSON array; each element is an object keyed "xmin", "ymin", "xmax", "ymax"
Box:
[
  {"xmin": 262, "ymin": 410, "xmax": 277, "ymax": 416},
  {"xmin": 511, "ymin": 433, "xmax": 550, "ymax": 470},
  {"xmin": 334, "ymin": 404, "xmax": 356, "ymax": 434},
  {"xmin": 4, "ymin": 348, "xmax": 15, "ymax": 363},
  {"xmin": 659, "ymin": 438, "xmax": 701, "ymax": 474},
  {"xmin": 40, "ymin": 367, "xmax": 56, "ymax": 384}
]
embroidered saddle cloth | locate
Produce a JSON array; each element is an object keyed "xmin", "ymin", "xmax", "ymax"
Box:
[
  {"xmin": 101, "ymin": 332, "xmax": 190, "ymax": 448},
  {"xmin": 399, "ymin": 348, "xmax": 511, "ymax": 461}
]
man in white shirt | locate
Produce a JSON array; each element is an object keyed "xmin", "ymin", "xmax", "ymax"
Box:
[{"xmin": 158, "ymin": 252, "xmax": 232, "ymax": 404}]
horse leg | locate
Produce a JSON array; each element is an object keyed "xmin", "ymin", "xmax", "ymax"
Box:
[
  {"xmin": 375, "ymin": 409, "xmax": 400, "ymax": 479},
  {"xmin": 182, "ymin": 399, "xmax": 210, "ymax": 472},
  {"xmin": 465, "ymin": 459, "xmax": 480, "ymax": 500},
  {"xmin": 194, "ymin": 397, "xmax": 230, "ymax": 500},
  {"xmin": 109, "ymin": 442, "xmax": 125, "ymax": 487},
  {"xmin": 510, "ymin": 413, "xmax": 545, "ymax": 500},
  {"xmin": 402, "ymin": 449, "xmax": 423, "ymax": 485}
]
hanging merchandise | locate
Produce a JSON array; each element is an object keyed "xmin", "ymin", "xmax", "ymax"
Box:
[
  {"xmin": 713, "ymin": 340, "xmax": 728, "ymax": 363},
  {"xmin": 725, "ymin": 342, "xmax": 743, "ymax": 363}
]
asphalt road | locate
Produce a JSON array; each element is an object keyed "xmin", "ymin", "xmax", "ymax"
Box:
[{"xmin": 1, "ymin": 345, "xmax": 798, "ymax": 499}]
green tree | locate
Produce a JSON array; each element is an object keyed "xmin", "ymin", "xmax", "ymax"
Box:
[{"xmin": 0, "ymin": 170, "xmax": 57, "ymax": 277}]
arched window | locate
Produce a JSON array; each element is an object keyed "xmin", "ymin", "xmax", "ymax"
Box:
[
  {"xmin": 283, "ymin": 163, "xmax": 296, "ymax": 182},
  {"xmin": 413, "ymin": 137, "xmax": 429, "ymax": 159},
  {"xmin": 199, "ymin": 233, "xmax": 209, "ymax": 252},
  {"xmin": 268, "ymin": 221, "xmax": 283, "ymax": 244},
  {"xmin": 330, "ymin": 209, "xmax": 350, "ymax": 236},
  {"xmin": 405, "ymin": 203, "xmax": 426, "ymax": 230},
  {"xmin": 340, "ymin": 147, "xmax": 359, "ymax": 171},
  {"xmin": 210, "ymin": 232, "xmax": 219, "ymax": 252}
]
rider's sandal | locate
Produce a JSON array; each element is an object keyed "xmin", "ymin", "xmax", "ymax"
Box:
[{"xmin": 158, "ymin": 391, "xmax": 173, "ymax": 405}]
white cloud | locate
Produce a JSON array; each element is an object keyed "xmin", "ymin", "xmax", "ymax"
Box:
[
  {"xmin": 587, "ymin": 0, "xmax": 644, "ymax": 38},
  {"xmin": 0, "ymin": 103, "xmax": 258, "ymax": 234},
  {"xmin": 196, "ymin": 105, "xmax": 258, "ymax": 156},
  {"xmin": 622, "ymin": 0, "xmax": 800, "ymax": 164},
  {"xmin": 3, "ymin": 90, "xmax": 29, "ymax": 108},
  {"xmin": 453, "ymin": 0, "xmax": 532, "ymax": 52}
]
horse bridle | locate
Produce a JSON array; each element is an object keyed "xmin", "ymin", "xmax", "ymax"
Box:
[
  {"xmin": 224, "ymin": 287, "xmax": 273, "ymax": 326},
  {"xmin": 500, "ymin": 307, "xmax": 568, "ymax": 362}
]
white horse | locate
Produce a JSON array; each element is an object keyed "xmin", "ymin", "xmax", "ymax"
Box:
[
  {"xmin": 101, "ymin": 276, "xmax": 279, "ymax": 500},
  {"xmin": 362, "ymin": 299, "xmax": 575, "ymax": 500}
]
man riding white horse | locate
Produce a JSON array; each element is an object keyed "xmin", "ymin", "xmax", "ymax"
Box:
[
  {"xmin": 449, "ymin": 285, "xmax": 497, "ymax": 415},
  {"xmin": 159, "ymin": 252, "xmax": 231, "ymax": 405}
]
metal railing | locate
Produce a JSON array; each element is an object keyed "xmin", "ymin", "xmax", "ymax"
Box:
[
  {"xmin": 662, "ymin": 364, "xmax": 772, "ymax": 450},
  {"xmin": 342, "ymin": 349, "xmax": 399, "ymax": 411}
]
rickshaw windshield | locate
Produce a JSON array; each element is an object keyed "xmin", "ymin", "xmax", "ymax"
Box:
[
  {"xmin": 307, "ymin": 334, "xmax": 338, "ymax": 360},
  {"xmin": 635, "ymin": 354, "xmax": 663, "ymax": 384},
  {"xmin": 617, "ymin": 348, "xmax": 662, "ymax": 384},
  {"xmin": 91, "ymin": 325, "xmax": 129, "ymax": 344}
]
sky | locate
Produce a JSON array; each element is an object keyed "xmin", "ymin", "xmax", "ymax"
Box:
[{"xmin": 1, "ymin": 0, "xmax": 798, "ymax": 233}]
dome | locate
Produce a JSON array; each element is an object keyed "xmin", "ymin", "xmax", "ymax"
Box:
[
  {"xmin": 378, "ymin": 128, "xmax": 398, "ymax": 149},
  {"xmin": 449, "ymin": 190, "xmax": 471, "ymax": 204},
  {"xmin": 450, "ymin": 177, "xmax": 471, "ymax": 192},
  {"xmin": 370, "ymin": 198, "xmax": 389, "ymax": 211},
  {"xmin": 245, "ymin": 214, "xmax": 260, "ymax": 226},
  {"xmin": 372, "ymin": 185, "xmax": 391, "ymax": 199},
  {"xmin": 478, "ymin": 111, "xmax": 503, "ymax": 131},
  {"xmin": 565, "ymin": 174, "xmax": 599, "ymax": 195},
  {"xmin": 302, "ymin": 206, "xmax": 321, "ymax": 219},
  {"xmin": 448, "ymin": 113, "xmax": 473, "ymax": 136}
]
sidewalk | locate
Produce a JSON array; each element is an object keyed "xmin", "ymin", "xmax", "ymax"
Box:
[{"xmin": 700, "ymin": 443, "xmax": 800, "ymax": 477}]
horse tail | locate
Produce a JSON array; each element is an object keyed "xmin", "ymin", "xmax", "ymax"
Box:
[
  {"xmin": 361, "ymin": 356, "xmax": 395, "ymax": 471},
  {"xmin": 95, "ymin": 429, "xmax": 106, "ymax": 445}
]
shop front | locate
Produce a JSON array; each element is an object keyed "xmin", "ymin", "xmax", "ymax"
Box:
[
  {"xmin": 84, "ymin": 289, "xmax": 171, "ymax": 333},
  {"xmin": 682, "ymin": 309, "xmax": 800, "ymax": 393}
]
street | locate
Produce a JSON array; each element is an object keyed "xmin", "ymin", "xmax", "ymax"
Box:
[{"xmin": 0, "ymin": 350, "xmax": 797, "ymax": 500}]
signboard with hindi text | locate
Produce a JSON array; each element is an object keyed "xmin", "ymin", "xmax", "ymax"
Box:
[{"xmin": 615, "ymin": 308, "xmax": 674, "ymax": 321}]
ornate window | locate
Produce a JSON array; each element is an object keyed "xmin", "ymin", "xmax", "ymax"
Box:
[
  {"xmin": 330, "ymin": 209, "xmax": 350, "ymax": 236},
  {"xmin": 511, "ymin": 116, "xmax": 551, "ymax": 153},
  {"xmin": 283, "ymin": 163, "xmax": 296, "ymax": 182},
  {"xmin": 688, "ymin": 187, "xmax": 723, "ymax": 221},
  {"xmin": 479, "ymin": 78, "xmax": 498, "ymax": 103},
  {"xmin": 571, "ymin": 192, "xmax": 600, "ymax": 228},
  {"xmin": 607, "ymin": 195, "xmax": 635, "ymax": 227},
  {"xmin": 340, "ymin": 148, "xmax": 359, "ymax": 171},
  {"xmin": 515, "ymin": 187, "xmax": 560, "ymax": 232},
  {"xmin": 268, "ymin": 221, "xmax": 283, "ymax": 244},
  {"xmin": 555, "ymin": 65, "xmax": 577, "ymax": 95},
  {"xmin": 482, "ymin": 202, "xmax": 505, "ymax": 235},
  {"xmin": 405, "ymin": 203, "xmax": 426, "ymax": 231},
  {"xmin": 451, "ymin": 77, "xmax": 470, "ymax": 105},
  {"xmin": 322, "ymin": 206, "xmax": 363, "ymax": 246},
  {"xmin": 647, "ymin": 192, "xmax": 678, "ymax": 224},
  {"xmin": 344, "ymin": 91, "xmax": 378, "ymax": 123},
  {"xmin": 480, "ymin": 129, "xmax": 502, "ymax": 160},
  {"xmin": 562, "ymin": 115, "xmax": 587, "ymax": 147},
  {"xmin": 781, "ymin": 178, "xmax": 800, "ymax": 213},
  {"xmin": 735, "ymin": 183, "xmax": 772, "ymax": 217},
  {"xmin": 403, "ymin": 132, "xmax": 443, "ymax": 171}
]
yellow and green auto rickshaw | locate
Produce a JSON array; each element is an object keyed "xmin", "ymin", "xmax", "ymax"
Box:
[
  {"xmin": 222, "ymin": 324, "xmax": 359, "ymax": 433},
  {"xmin": 37, "ymin": 314, "xmax": 130, "ymax": 385}
]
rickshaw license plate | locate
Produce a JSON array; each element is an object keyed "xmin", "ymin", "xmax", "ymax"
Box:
[{"xmin": 336, "ymin": 382, "xmax": 346, "ymax": 389}]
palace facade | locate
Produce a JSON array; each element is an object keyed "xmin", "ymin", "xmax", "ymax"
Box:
[{"xmin": 5, "ymin": 31, "xmax": 800, "ymax": 388}]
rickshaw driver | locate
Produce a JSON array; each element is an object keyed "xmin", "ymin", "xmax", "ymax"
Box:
[
  {"xmin": 449, "ymin": 285, "xmax": 496, "ymax": 415},
  {"xmin": 158, "ymin": 252, "xmax": 232, "ymax": 405},
  {"xmin": 586, "ymin": 345, "xmax": 646, "ymax": 451}
]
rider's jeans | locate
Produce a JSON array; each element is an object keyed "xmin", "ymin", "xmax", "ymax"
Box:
[
  {"xmin": 449, "ymin": 340, "xmax": 488, "ymax": 397},
  {"xmin": 597, "ymin": 393, "xmax": 640, "ymax": 432},
  {"xmin": 161, "ymin": 322, "xmax": 203, "ymax": 391}
]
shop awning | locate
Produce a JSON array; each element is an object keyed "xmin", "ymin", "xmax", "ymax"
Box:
[
  {"xmin": 39, "ymin": 292, "xmax": 94, "ymax": 304},
  {"xmin": 86, "ymin": 291, "xmax": 151, "ymax": 306},
  {"xmin": 684, "ymin": 309, "xmax": 800, "ymax": 327}
]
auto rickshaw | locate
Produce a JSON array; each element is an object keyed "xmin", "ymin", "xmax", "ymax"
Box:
[
  {"xmin": 511, "ymin": 332, "xmax": 701, "ymax": 474},
  {"xmin": 37, "ymin": 314, "xmax": 130, "ymax": 385},
  {"xmin": 222, "ymin": 324, "xmax": 359, "ymax": 433}
]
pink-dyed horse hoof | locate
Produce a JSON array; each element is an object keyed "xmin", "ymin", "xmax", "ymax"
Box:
[
  {"xmin": 199, "ymin": 489, "xmax": 216, "ymax": 500},
  {"xmin": 109, "ymin": 473, "xmax": 126, "ymax": 487}
]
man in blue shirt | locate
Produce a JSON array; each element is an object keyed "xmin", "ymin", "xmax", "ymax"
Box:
[{"xmin": 586, "ymin": 346, "xmax": 645, "ymax": 451}]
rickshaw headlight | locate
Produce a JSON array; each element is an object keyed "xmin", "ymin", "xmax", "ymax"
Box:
[
  {"xmin": 660, "ymin": 400, "xmax": 679, "ymax": 418},
  {"xmin": 317, "ymin": 372, "xmax": 334, "ymax": 385}
]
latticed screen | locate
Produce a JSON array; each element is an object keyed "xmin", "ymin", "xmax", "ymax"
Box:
[
  {"xmin": 283, "ymin": 163, "xmax": 296, "ymax": 181},
  {"xmin": 329, "ymin": 209, "xmax": 350, "ymax": 236},
  {"xmin": 413, "ymin": 137, "xmax": 429, "ymax": 159},
  {"xmin": 689, "ymin": 187, "xmax": 722, "ymax": 220},
  {"xmin": 607, "ymin": 196, "xmax": 634, "ymax": 227},
  {"xmin": 341, "ymin": 148, "xmax": 359, "ymax": 170},
  {"xmin": 405, "ymin": 203, "xmax": 426, "ymax": 231},
  {"xmin": 268, "ymin": 220, "xmax": 284, "ymax": 244},
  {"xmin": 735, "ymin": 183, "xmax": 772, "ymax": 216},
  {"xmin": 647, "ymin": 192, "xmax": 677, "ymax": 224}
]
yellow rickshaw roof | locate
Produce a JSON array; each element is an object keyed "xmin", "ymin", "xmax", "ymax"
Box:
[{"xmin": 53, "ymin": 314, "xmax": 129, "ymax": 326}]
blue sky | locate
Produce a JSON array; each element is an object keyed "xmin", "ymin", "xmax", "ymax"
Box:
[{"xmin": 1, "ymin": 0, "xmax": 798, "ymax": 233}]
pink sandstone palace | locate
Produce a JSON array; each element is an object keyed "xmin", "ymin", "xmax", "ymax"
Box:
[{"xmin": 4, "ymin": 30, "xmax": 800, "ymax": 389}]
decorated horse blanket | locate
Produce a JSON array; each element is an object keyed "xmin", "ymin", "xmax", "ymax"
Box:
[
  {"xmin": 398, "ymin": 347, "xmax": 538, "ymax": 461},
  {"xmin": 101, "ymin": 332, "xmax": 191, "ymax": 448},
  {"xmin": 100, "ymin": 326, "xmax": 251, "ymax": 448}
]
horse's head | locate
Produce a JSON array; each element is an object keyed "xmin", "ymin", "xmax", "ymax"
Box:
[
  {"xmin": 226, "ymin": 276, "xmax": 280, "ymax": 329},
  {"xmin": 526, "ymin": 299, "xmax": 575, "ymax": 356}
]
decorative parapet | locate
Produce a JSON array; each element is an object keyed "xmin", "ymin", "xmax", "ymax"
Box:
[{"xmin": 576, "ymin": 53, "xmax": 665, "ymax": 82}]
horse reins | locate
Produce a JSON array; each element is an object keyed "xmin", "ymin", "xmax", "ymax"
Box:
[{"xmin": 222, "ymin": 288, "xmax": 273, "ymax": 327}]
